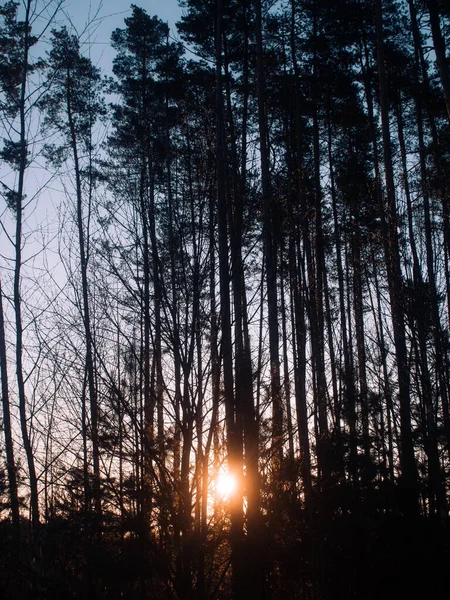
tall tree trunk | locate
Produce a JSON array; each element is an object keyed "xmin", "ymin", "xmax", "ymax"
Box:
[
  {"xmin": 375, "ymin": 0, "xmax": 419, "ymax": 515},
  {"xmin": 14, "ymin": 2, "xmax": 40, "ymax": 587},
  {"xmin": 367, "ymin": 250, "xmax": 395, "ymax": 481},
  {"xmin": 280, "ymin": 246, "xmax": 295, "ymax": 470},
  {"xmin": 426, "ymin": 0, "xmax": 450, "ymax": 122},
  {"xmin": 255, "ymin": 0, "xmax": 283, "ymax": 470},
  {"xmin": 0, "ymin": 279, "xmax": 20, "ymax": 538},
  {"xmin": 327, "ymin": 124, "xmax": 356, "ymax": 479},
  {"xmin": 224, "ymin": 16, "xmax": 261, "ymax": 587},
  {"xmin": 408, "ymin": 0, "xmax": 450, "ymax": 466},
  {"xmin": 289, "ymin": 0, "xmax": 312, "ymax": 509},
  {"xmin": 350, "ymin": 197, "xmax": 370, "ymax": 464},
  {"xmin": 396, "ymin": 100, "xmax": 446, "ymax": 516},
  {"xmin": 215, "ymin": 1, "xmax": 243, "ymax": 596},
  {"xmin": 66, "ymin": 73, "xmax": 101, "ymax": 532},
  {"xmin": 290, "ymin": 233, "xmax": 312, "ymax": 507},
  {"xmin": 309, "ymin": 9, "xmax": 330, "ymax": 493}
]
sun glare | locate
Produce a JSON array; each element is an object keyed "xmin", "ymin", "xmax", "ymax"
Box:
[{"xmin": 215, "ymin": 472, "xmax": 237, "ymax": 499}]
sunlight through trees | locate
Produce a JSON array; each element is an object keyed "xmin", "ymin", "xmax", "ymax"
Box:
[{"xmin": 1, "ymin": 0, "xmax": 450, "ymax": 597}]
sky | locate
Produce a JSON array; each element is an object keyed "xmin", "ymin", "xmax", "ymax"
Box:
[{"xmin": 55, "ymin": 0, "xmax": 185, "ymax": 72}]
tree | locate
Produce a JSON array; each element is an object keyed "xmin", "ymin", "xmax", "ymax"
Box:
[
  {"xmin": 374, "ymin": 0, "xmax": 419, "ymax": 517},
  {"xmin": 40, "ymin": 25, "xmax": 106, "ymax": 595},
  {"xmin": 0, "ymin": 276, "xmax": 20, "ymax": 539},
  {"xmin": 0, "ymin": 0, "xmax": 450, "ymax": 596},
  {"xmin": 0, "ymin": 3, "xmax": 50, "ymax": 589}
]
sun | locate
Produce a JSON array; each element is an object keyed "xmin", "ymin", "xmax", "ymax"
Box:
[{"xmin": 215, "ymin": 471, "xmax": 237, "ymax": 499}]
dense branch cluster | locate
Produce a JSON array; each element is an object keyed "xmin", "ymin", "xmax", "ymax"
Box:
[{"xmin": 1, "ymin": 0, "xmax": 450, "ymax": 598}]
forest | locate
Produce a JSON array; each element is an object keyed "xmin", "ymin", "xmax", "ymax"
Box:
[{"xmin": 0, "ymin": 0, "xmax": 450, "ymax": 597}]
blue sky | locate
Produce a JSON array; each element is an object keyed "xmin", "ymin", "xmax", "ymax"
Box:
[{"xmin": 57, "ymin": 0, "xmax": 184, "ymax": 71}]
